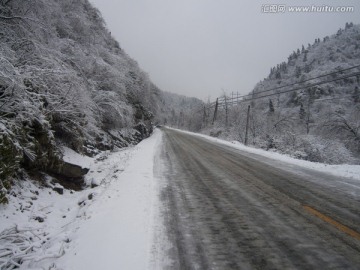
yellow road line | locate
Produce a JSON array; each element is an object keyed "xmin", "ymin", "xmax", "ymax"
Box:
[{"xmin": 303, "ymin": 205, "xmax": 360, "ymax": 241}]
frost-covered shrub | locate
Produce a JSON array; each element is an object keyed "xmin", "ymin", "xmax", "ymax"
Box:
[
  {"xmin": 25, "ymin": 118, "xmax": 63, "ymax": 171},
  {"xmin": 209, "ymin": 129, "xmax": 222, "ymax": 138},
  {"xmin": 295, "ymin": 135, "xmax": 356, "ymax": 164},
  {"xmin": 0, "ymin": 123, "xmax": 22, "ymax": 204},
  {"xmin": 252, "ymin": 136, "xmax": 267, "ymax": 149},
  {"xmin": 250, "ymin": 132, "xmax": 355, "ymax": 164},
  {"xmin": 93, "ymin": 91, "xmax": 134, "ymax": 131}
]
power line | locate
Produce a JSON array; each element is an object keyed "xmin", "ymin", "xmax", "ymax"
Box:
[
  {"xmin": 218, "ymin": 64, "xmax": 360, "ymax": 102},
  {"xmin": 241, "ymin": 71, "xmax": 360, "ymax": 102},
  {"xmin": 211, "ymin": 71, "xmax": 360, "ymax": 107},
  {"xmin": 195, "ymin": 65, "xmax": 360, "ymax": 113},
  {"xmin": 312, "ymin": 93, "xmax": 360, "ymax": 103}
]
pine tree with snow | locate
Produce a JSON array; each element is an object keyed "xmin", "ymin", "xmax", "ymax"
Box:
[
  {"xmin": 345, "ymin": 22, "xmax": 353, "ymax": 30},
  {"xmin": 303, "ymin": 53, "xmax": 307, "ymax": 62},
  {"xmin": 269, "ymin": 99, "xmax": 275, "ymax": 113},
  {"xmin": 299, "ymin": 103, "xmax": 306, "ymax": 120},
  {"xmin": 353, "ymin": 86, "xmax": 359, "ymax": 103},
  {"xmin": 275, "ymin": 71, "xmax": 281, "ymax": 79}
]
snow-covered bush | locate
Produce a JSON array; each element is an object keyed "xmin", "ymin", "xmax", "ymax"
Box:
[
  {"xmin": 0, "ymin": 124, "xmax": 22, "ymax": 204},
  {"xmin": 294, "ymin": 135, "xmax": 356, "ymax": 164},
  {"xmin": 319, "ymin": 107, "xmax": 360, "ymax": 155}
]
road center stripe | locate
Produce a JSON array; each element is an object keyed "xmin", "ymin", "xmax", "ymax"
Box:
[{"xmin": 303, "ymin": 205, "xmax": 360, "ymax": 241}]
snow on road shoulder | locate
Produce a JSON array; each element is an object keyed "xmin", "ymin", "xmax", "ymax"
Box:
[
  {"xmin": 169, "ymin": 127, "xmax": 360, "ymax": 181},
  {"xmin": 57, "ymin": 129, "xmax": 162, "ymax": 270},
  {"xmin": 0, "ymin": 130, "xmax": 162, "ymax": 270}
]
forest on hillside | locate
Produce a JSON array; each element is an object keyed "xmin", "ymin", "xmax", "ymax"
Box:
[
  {"xmin": 0, "ymin": 0, "xmax": 202, "ymax": 203},
  {"xmin": 195, "ymin": 23, "xmax": 360, "ymax": 165}
]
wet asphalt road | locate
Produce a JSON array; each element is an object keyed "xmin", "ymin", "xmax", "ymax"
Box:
[{"xmin": 154, "ymin": 128, "xmax": 360, "ymax": 270}]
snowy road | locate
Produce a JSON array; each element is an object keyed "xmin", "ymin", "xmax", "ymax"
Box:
[{"xmin": 155, "ymin": 128, "xmax": 360, "ymax": 269}]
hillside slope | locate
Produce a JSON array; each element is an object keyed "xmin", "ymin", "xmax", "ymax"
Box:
[
  {"xmin": 206, "ymin": 23, "xmax": 360, "ymax": 164},
  {"xmin": 0, "ymin": 0, "xmax": 197, "ymax": 202}
]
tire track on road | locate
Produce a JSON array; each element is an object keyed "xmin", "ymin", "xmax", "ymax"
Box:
[{"xmin": 156, "ymin": 128, "xmax": 360, "ymax": 269}]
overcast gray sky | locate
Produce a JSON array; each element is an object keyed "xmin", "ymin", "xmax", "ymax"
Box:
[{"xmin": 90, "ymin": 0, "xmax": 360, "ymax": 101}]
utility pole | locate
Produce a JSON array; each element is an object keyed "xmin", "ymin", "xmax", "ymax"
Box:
[
  {"xmin": 244, "ymin": 105, "xmax": 251, "ymax": 145},
  {"xmin": 203, "ymin": 105, "xmax": 207, "ymax": 126},
  {"xmin": 306, "ymin": 101, "xmax": 310, "ymax": 134},
  {"xmin": 212, "ymin": 98, "xmax": 219, "ymax": 125},
  {"xmin": 225, "ymin": 96, "xmax": 228, "ymax": 127}
]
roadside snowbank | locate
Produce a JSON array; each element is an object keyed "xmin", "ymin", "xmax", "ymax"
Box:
[
  {"xmin": 169, "ymin": 127, "xmax": 360, "ymax": 181},
  {"xmin": 0, "ymin": 129, "xmax": 162, "ymax": 270},
  {"xmin": 57, "ymin": 129, "xmax": 162, "ymax": 270}
]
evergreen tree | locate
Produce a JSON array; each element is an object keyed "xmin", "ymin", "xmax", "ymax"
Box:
[
  {"xmin": 303, "ymin": 53, "xmax": 307, "ymax": 62},
  {"xmin": 345, "ymin": 22, "xmax": 353, "ymax": 30},
  {"xmin": 269, "ymin": 99, "xmax": 275, "ymax": 113},
  {"xmin": 336, "ymin": 29, "xmax": 342, "ymax": 37},
  {"xmin": 307, "ymin": 88, "xmax": 315, "ymax": 104},
  {"xmin": 299, "ymin": 103, "xmax": 306, "ymax": 120},
  {"xmin": 275, "ymin": 71, "xmax": 281, "ymax": 79},
  {"xmin": 353, "ymin": 86, "xmax": 359, "ymax": 103},
  {"xmin": 293, "ymin": 51, "xmax": 298, "ymax": 59},
  {"xmin": 290, "ymin": 91, "xmax": 298, "ymax": 105}
]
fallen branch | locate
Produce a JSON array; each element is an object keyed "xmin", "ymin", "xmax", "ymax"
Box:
[{"xmin": 0, "ymin": 225, "xmax": 65, "ymax": 269}]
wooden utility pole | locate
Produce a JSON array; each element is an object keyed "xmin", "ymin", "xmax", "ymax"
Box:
[
  {"xmin": 225, "ymin": 96, "xmax": 228, "ymax": 127},
  {"xmin": 212, "ymin": 98, "xmax": 219, "ymax": 125},
  {"xmin": 203, "ymin": 105, "xmax": 207, "ymax": 125},
  {"xmin": 306, "ymin": 101, "xmax": 311, "ymax": 134},
  {"xmin": 244, "ymin": 105, "xmax": 251, "ymax": 145}
]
